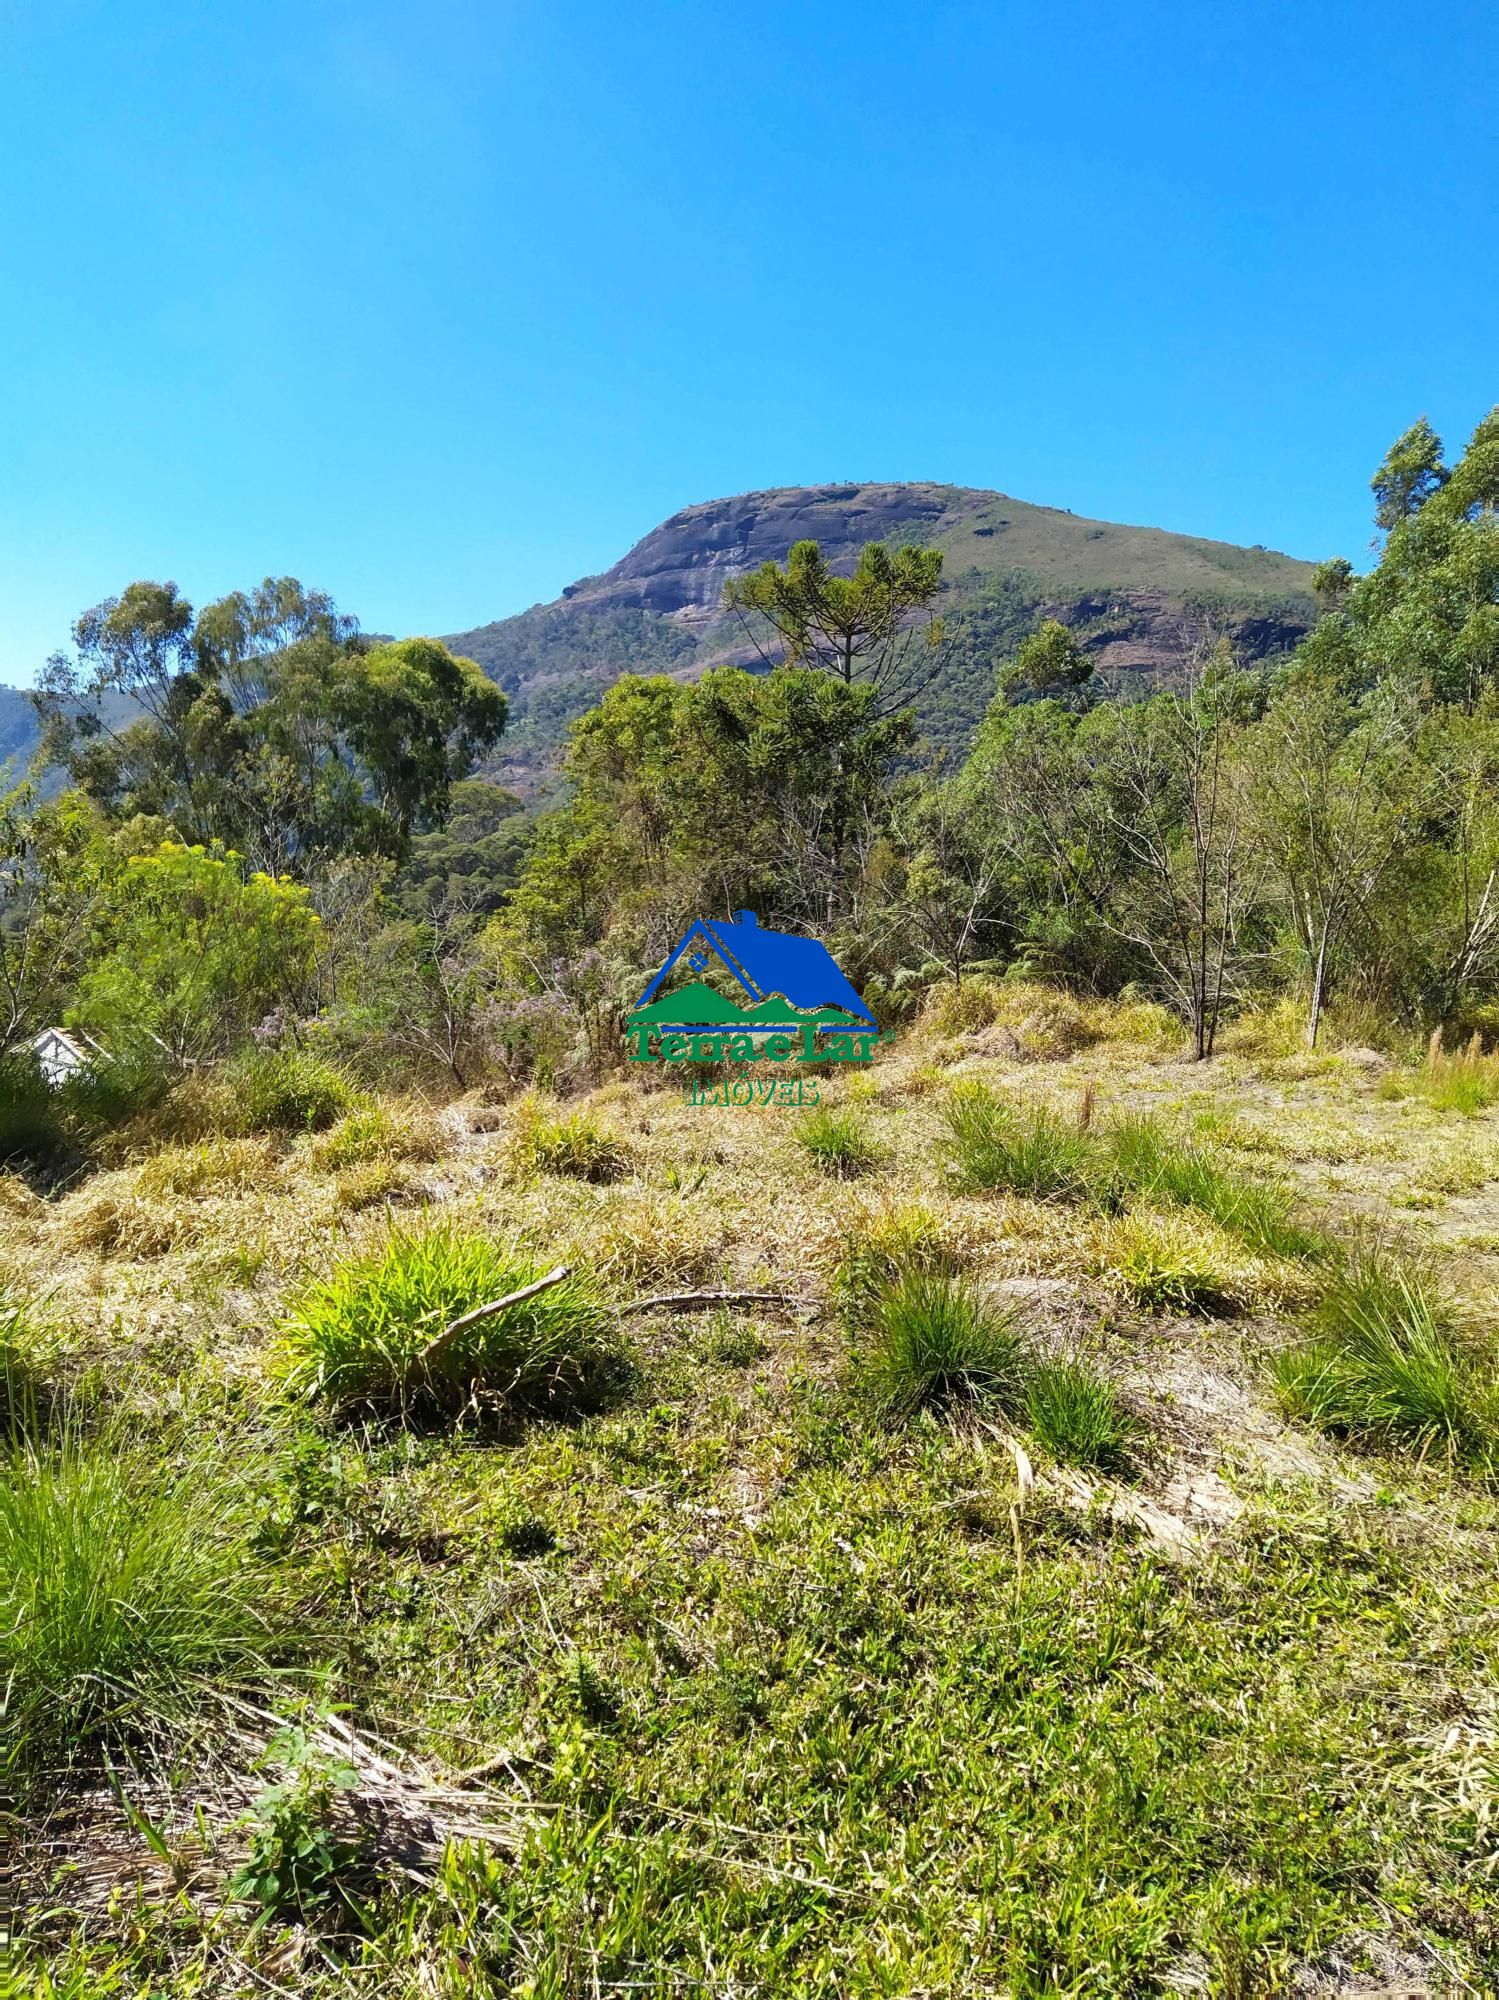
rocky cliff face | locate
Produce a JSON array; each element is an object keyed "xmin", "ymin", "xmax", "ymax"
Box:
[
  {"xmin": 1041, "ymin": 588, "xmax": 1313, "ymax": 684},
  {"xmin": 563, "ymin": 483, "xmax": 961, "ymax": 623}
]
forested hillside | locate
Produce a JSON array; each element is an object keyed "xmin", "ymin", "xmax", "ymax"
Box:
[{"xmin": 5, "ymin": 415, "xmax": 1491, "ymax": 1087}]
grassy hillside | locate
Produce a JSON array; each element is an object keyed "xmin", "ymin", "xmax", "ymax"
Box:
[
  {"xmin": 11, "ymin": 991, "xmax": 1499, "ymax": 1995},
  {"xmin": 922, "ymin": 484, "xmax": 1316, "ymax": 596}
]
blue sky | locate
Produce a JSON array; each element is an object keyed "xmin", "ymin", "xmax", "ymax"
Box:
[{"xmin": 1, "ymin": 0, "xmax": 1494, "ymax": 682}]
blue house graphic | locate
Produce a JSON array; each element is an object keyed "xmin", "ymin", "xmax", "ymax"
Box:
[{"xmin": 635, "ymin": 911, "xmax": 876, "ymax": 1029}]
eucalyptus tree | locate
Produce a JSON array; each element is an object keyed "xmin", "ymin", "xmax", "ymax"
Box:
[
  {"xmin": 32, "ymin": 578, "xmax": 507, "ymax": 869},
  {"xmin": 1303, "ymin": 409, "xmax": 1499, "ymax": 713},
  {"xmin": 1247, "ymin": 669, "xmax": 1418, "ymax": 1046}
]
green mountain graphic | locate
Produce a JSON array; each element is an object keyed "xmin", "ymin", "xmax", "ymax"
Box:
[
  {"xmin": 627, "ymin": 981, "xmax": 862, "ymax": 1029},
  {"xmin": 738, "ymin": 996, "xmax": 862, "ymax": 1026}
]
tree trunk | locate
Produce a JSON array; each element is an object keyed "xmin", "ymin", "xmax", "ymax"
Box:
[{"xmin": 1307, "ymin": 926, "xmax": 1329, "ymax": 1049}]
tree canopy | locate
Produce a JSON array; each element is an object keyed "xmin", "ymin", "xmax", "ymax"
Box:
[
  {"xmin": 724, "ymin": 539, "xmax": 947, "ymax": 718},
  {"xmin": 34, "ymin": 578, "xmax": 506, "ymax": 867}
]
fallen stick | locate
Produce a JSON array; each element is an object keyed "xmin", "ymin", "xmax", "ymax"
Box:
[
  {"xmin": 452, "ymin": 1748, "xmax": 532, "ymax": 1786},
  {"xmin": 618, "ymin": 1288, "xmax": 812, "ymax": 1316},
  {"xmin": 418, "ymin": 1263, "xmax": 573, "ymax": 1367}
]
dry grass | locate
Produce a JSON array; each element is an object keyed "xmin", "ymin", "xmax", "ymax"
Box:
[
  {"xmin": 308, "ymin": 1100, "xmax": 446, "ymax": 1173},
  {"xmin": 1198, "ymin": 1103, "xmax": 1396, "ymax": 1168},
  {"xmin": 133, "ymin": 1136, "xmax": 282, "ymax": 1201},
  {"xmin": 3, "ymin": 1002, "xmax": 1489, "ymax": 1426},
  {"xmin": 0, "ymin": 1170, "xmax": 41, "ymax": 1217},
  {"xmin": 1092, "ymin": 1208, "xmax": 1315, "ymax": 1317},
  {"xmin": 925, "ymin": 978, "xmax": 1182, "ymax": 1063},
  {"xmin": 898, "ymin": 1062, "xmax": 953, "ymax": 1099},
  {"xmin": 1217, "ymin": 996, "xmax": 1312, "ymax": 1062},
  {"xmin": 330, "ymin": 1158, "xmax": 411, "ymax": 1211},
  {"xmin": 578, "ymin": 1187, "xmax": 726, "ymax": 1289},
  {"xmin": 52, "ymin": 1176, "xmax": 195, "ymax": 1259},
  {"xmin": 1407, "ymin": 1132, "xmax": 1499, "ymax": 1200}
]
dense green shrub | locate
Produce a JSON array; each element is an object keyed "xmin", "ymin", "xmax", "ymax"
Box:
[
  {"xmin": 69, "ymin": 841, "xmax": 320, "ymax": 1068},
  {"xmin": 0, "ymin": 1050, "xmax": 66, "ymax": 1164},
  {"xmin": 58, "ymin": 1047, "xmax": 176, "ymax": 1139}
]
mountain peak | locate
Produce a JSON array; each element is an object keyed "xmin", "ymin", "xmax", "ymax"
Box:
[{"xmin": 445, "ymin": 480, "xmax": 1317, "ymax": 793}]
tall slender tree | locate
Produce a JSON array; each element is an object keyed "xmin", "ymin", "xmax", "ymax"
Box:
[{"xmin": 724, "ymin": 539, "xmax": 947, "ymax": 720}]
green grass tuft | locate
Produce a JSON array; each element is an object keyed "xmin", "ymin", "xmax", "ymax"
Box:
[
  {"xmin": 856, "ymin": 1269, "xmax": 1025, "ymax": 1419},
  {"xmin": 515, "ymin": 1103, "xmax": 632, "ymax": 1183},
  {"xmin": 227, "ymin": 1047, "xmax": 355, "ymax": 1134},
  {"xmin": 1272, "ymin": 1245, "xmax": 1499, "ymax": 1470},
  {"xmin": 1103, "ymin": 1113, "xmax": 1326, "ymax": 1259},
  {"xmin": 309, "ymin": 1100, "xmax": 443, "ymax": 1172},
  {"xmin": 280, "ymin": 1224, "xmax": 627, "ymax": 1419},
  {"xmin": 832, "ymin": 1202, "xmax": 957, "ymax": 1328},
  {"xmin": 1110, "ymin": 1213, "xmax": 1241, "ymax": 1316},
  {"xmin": 1381, "ymin": 1039, "xmax": 1499, "ymax": 1115},
  {"xmin": 1, "ymin": 1286, "xmax": 51, "ymax": 1436},
  {"xmin": 940, "ymin": 1087, "xmax": 1092, "ymax": 1201},
  {"xmin": 0, "ymin": 1413, "xmax": 290, "ymax": 1768},
  {"xmin": 796, "ymin": 1105, "xmax": 881, "ymax": 1178},
  {"xmin": 1024, "ymin": 1358, "xmax": 1138, "ymax": 1469}
]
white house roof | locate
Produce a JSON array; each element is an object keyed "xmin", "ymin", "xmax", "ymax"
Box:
[{"xmin": 32, "ymin": 1026, "xmax": 90, "ymax": 1060}]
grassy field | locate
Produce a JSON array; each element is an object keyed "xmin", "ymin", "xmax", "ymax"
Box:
[{"xmin": 7, "ymin": 986, "xmax": 1499, "ymax": 1998}]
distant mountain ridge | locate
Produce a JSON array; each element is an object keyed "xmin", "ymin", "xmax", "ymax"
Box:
[
  {"xmin": 444, "ymin": 481, "xmax": 1317, "ymax": 793},
  {"xmin": 0, "ymin": 482, "xmax": 1318, "ymax": 794},
  {"xmin": 0, "ymin": 686, "xmax": 38, "ymax": 771}
]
